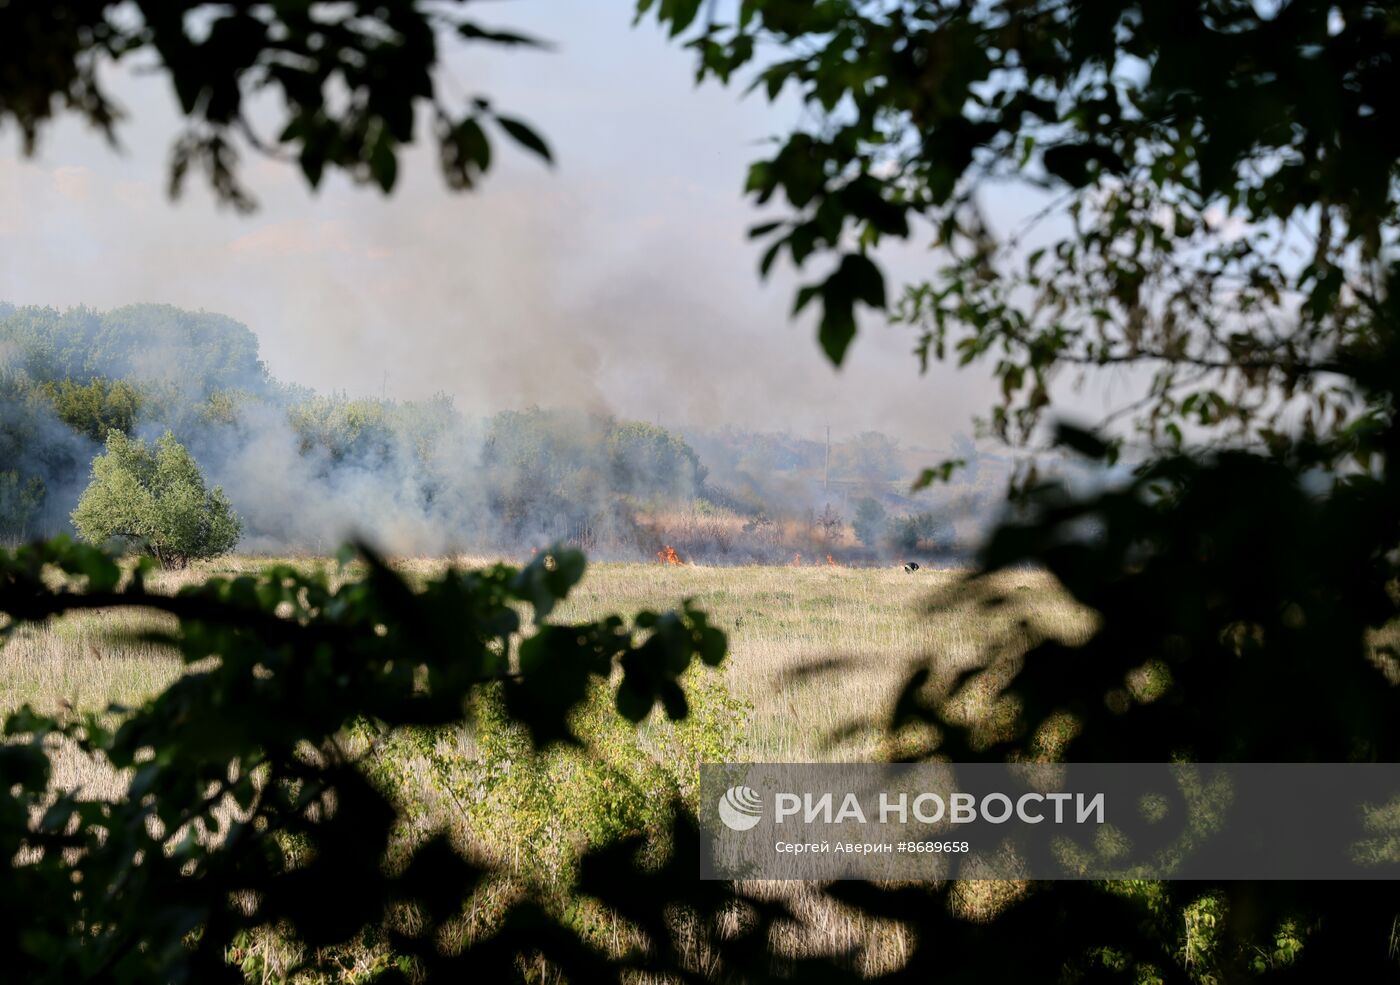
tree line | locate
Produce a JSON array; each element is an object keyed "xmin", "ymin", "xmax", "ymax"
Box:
[{"xmin": 2, "ymin": 303, "xmax": 938, "ymax": 558}]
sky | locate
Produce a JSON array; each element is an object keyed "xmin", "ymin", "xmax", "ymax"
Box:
[{"xmin": 0, "ymin": 1, "xmax": 1046, "ymax": 451}]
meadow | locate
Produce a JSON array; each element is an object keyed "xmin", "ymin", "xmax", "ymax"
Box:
[
  {"xmin": 0, "ymin": 555, "xmax": 1093, "ymax": 760},
  {"xmin": 0, "ymin": 554, "xmax": 1095, "ymax": 981}
]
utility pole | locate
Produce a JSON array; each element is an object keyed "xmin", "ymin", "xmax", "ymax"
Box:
[{"xmin": 381, "ymin": 371, "xmax": 388, "ymax": 402}]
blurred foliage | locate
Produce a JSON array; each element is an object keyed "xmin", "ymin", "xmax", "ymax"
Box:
[
  {"xmin": 362, "ymin": 670, "xmax": 747, "ymax": 892},
  {"xmin": 6, "ymin": 0, "xmax": 1400, "ymax": 979},
  {"xmin": 0, "ymin": 1, "xmax": 554, "ymax": 208},
  {"xmin": 637, "ymin": 0, "xmax": 1400, "ymax": 979},
  {"xmin": 642, "ymin": 0, "xmax": 1398, "ymax": 446},
  {"xmin": 0, "ymin": 538, "xmax": 729, "ymax": 982}
]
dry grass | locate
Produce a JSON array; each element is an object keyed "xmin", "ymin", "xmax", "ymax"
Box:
[
  {"xmin": 0, "ymin": 553, "xmax": 1096, "ymax": 981},
  {"xmin": 0, "ymin": 556, "xmax": 1093, "ymax": 761},
  {"xmin": 551, "ymin": 560, "xmax": 1093, "ymax": 761}
]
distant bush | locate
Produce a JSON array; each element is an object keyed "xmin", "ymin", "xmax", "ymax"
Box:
[
  {"xmin": 0, "ymin": 470, "xmax": 44, "ymax": 541},
  {"xmin": 72, "ymin": 430, "xmax": 241, "ymax": 567},
  {"xmin": 888, "ymin": 510, "xmax": 942, "ymax": 553},
  {"xmin": 852, "ymin": 496, "xmax": 887, "ymax": 548},
  {"xmin": 482, "ymin": 407, "xmax": 706, "ymax": 546}
]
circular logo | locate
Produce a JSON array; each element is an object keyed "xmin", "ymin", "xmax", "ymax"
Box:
[{"xmin": 717, "ymin": 785, "xmax": 763, "ymax": 831}]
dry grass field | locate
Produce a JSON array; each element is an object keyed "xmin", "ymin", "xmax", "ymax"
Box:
[
  {"xmin": 0, "ymin": 554, "xmax": 1094, "ymax": 761},
  {"xmin": 0, "ymin": 554, "xmax": 1098, "ymax": 980}
]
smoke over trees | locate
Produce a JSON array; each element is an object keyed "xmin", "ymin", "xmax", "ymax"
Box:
[
  {"xmin": 0, "ymin": 302, "xmax": 712, "ymax": 554},
  {"xmin": 1, "ymin": 302, "xmax": 973, "ymax": 560}
]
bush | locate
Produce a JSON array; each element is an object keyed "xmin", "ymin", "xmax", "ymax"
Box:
[
  {"xmin": 39, "ymin": 378, "xmax": 143, "ymax": 443},
  {"xmin": 364, "ymin": 667, "xmax": 748, "ymax": 894},
  {"xmin": 0, "ymin": 470, "xmax": 44, "ymax": 542},
  {"xmin": 888, "ymin": 511, "xmax": 942, "ymax": 553},
  {"xmin": 71, "ymin": 430, "xmax": 240, "ymax": 567},
  {"xmin": 852, "ymin": 496, "xmax": 887, "ymax": 548}
]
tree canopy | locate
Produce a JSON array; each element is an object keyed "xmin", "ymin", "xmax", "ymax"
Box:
[
  {"xmin": 641, "ymin": 0, "xmax": 1398, "ymax": 456},
  {"xmin": 72, "ymin": 430, "xmax": 241, "ymax": 567}
]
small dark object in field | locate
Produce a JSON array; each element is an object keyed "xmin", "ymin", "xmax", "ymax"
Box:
[{"xmin": 903, "ymin": 562, "xmax": 920, "ymax": 573}]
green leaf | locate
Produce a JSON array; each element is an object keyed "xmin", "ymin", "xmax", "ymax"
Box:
[
  {"xmin": 911, "ymin": 459, "xmax": 966, "ymax": 491},
  {"xmin": 369, "ymin": 133, "xmax": 398, "ymax": 193},
  {"xmin": 495, "ymin": 116, "xmax": 553, "ymax": 164},
  {"xmin": 615, "ymin": 677, "xmax": 652, "ymax": 722},
  {"xmin": 759, "ymin": 238, "xmax": 784, "ymax": 277},
  {"xmin": 458, "ymin": 23, "xmax": 549, "ymax": 48},
  {"xmin": 1054, "ymin": 422, "xmax": 1111, "ymax": 460},
  {"xmin": 837, "ymin": 253, "xmax": 886, "ymax": 309},
  {"xmin": 818, "ymin": 299, "xmax": 857, "ymax": 367}
]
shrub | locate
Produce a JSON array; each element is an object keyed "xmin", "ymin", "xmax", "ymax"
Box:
[
  {"xmin": 852, "ymin": 496, "xmax": 887, "ymax": 548},
  {"xmin": 362, "ymin": 667, "xmax": 749, "ymax": 895},
  {"xmin": 71, "ymin": 430, "xmax": 240, "ymax": 567},
  {"xmin": 0, "ymin": 470, "xmax": 44, "ymax": 542},
  {"xmin": 888, "ymin": 510, "xmax": 942, "ymax": 553}
]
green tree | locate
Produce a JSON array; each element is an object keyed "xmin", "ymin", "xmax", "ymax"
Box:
[
  {"xmin": 607, "ymin": 420, "xmax": 708, "ymax": 500},
  {"xmin": 40, "ymin": 378, "xmax": 143, "ymax": 442},
  {"xmin": 72, "ymin": 430, "xmax": 240, "ymax": 567},
  {"xmin": 852, "ymin": 496, "xmax": 887, "ymax": 548},
  {"xmin": 287, "ymin": 394, "xmax": 397, "ymax": 467}
]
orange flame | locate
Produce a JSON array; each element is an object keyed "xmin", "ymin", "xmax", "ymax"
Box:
[
  {"xmin": 788, "ymin": 553, "xmax": 802, "ymax": 566},
  {"xmin": 826, "ymin": 554, "xmax": 838, "ymax": 566},
  {"xmin": 657, "ymin": 545, "xmax": 682, "ymax": 565}
]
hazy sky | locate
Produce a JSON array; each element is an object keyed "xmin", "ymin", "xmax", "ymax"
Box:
[{"xmin": 0, "ymin": 2, "xmax": 1046, "ymax": 450}]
